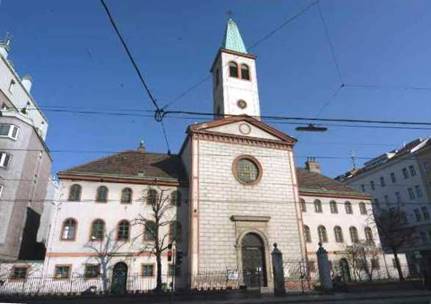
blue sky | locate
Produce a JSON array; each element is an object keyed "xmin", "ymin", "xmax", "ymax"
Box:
[{"xmin": 1, "ymin": 0, "xmax": 431, "ymax": 177}]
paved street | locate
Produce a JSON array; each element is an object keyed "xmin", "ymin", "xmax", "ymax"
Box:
[{"xmin": 2, "ymin": 290, "xmax": 431, "ymax": 304}]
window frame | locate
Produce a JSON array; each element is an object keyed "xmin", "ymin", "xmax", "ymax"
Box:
[
  {"xmin": 117, "ymin": 220, "xmax": 130, "ymax": 241},
  {"xmin": 61, "ymin": 218, "xmax": 77, "ymax": 241},
  {"xmin": 9, "ymin": 266, "xmax": 29, "ymax": 280},
  {"xmin": 409, "ymin": 165, "xmax": 416, "ymax": 177},
  {"xmin": 90, "ymin": 219, "xmax": 105, "ymax": 241},
  {"xmin": 349, "ymin": 226, "xmax": 359, "ymax": 243},
  {"xmin": 95, "ymin": 186, "xmax": 108, "ymax": 203},
  {"xmin": 170, "ymin": 190, "xmax": 181, "ymax": 206},
  {"xmin": 54, "ymin": 265, "xmax": 71, "ymax": 280},
  {"xmin": 144, "ymin": 221, "xmax": 157, "ymax": 241},
  {"xmin": 303, "ymin": 225, "xmax": 311, "ymax": 243},
  {"xmin": 390, "ymin": 172, "xmax": 396, "ymax": 183},
  {"xmin": 84, "ymin": 264, "xmax": 101, "ymax": 279},
  {"xmin": 142, "ymin": 263, "xmax": 155, "ymax": 277},
  {"xmin": 228, "ymin": 61, "xmax": 239, "ymax": 78},
  {"xmin": 0, "ymin": 152, "xmax": 11, "ymax": 168},
  {"xmin": 232, "ymin": 155, "xmax": 262, "ymax": 185},
  {"xmin": 364, "ymin": 227, "xmax": 373, "ymax": 242},
  {"xmin": 147, "ymin": 189, "xmax": 158, "ymax": 206},
  {"xmin": 68, "ymin": 184, "xmax": 82, "ymax": 202},
  {"xmin": 0, "ymin": 123, "xmax": 19, "ymax": 140},
  {"xmin": 300, "ymin": 199, "xmax": 306, "ymax": 212},
  {"xmin": 317, "ymin": 225, "xmax": 328, "ymax": 243},
  {"xmin": 240, "ymin": 64, "xmax": 250, "ymax": 80},
  {"xmin": 345, "ymin": 201, "xmax": 353, "ymax": 214},
  {"xmin": 314, "ymin": 200, "xmax": 323, "ymax": 213},
  {"xmin": 330, "ymin": 201, "xmax": 338, "ymax": 214},
  {"xmin": 359, "ymin": 202, "xmax": 367, "ymax": 215},
  {"xmin": 334, "ymin": 226, "xmax": 344, "ymax": 243},
  {"xmin": 120, "ymin": 188, "xmax": 133, "ymax": 204}
]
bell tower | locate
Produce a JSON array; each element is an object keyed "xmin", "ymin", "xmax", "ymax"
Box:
[{"xmin": 211, "ymin": 18, "xmax": 261, "ymax": 119}]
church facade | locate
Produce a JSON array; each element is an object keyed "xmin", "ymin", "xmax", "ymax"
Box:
[{"xmin": 0, "ymin": 19, "xmax": 407, "ymax": 294}]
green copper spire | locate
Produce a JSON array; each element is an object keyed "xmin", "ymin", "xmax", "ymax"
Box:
[{"xmin": 222, "ymin": 18, "xmax": 247, "ymax": 54}]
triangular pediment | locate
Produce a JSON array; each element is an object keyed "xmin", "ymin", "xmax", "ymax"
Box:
[{"xmin": 188, "ymin": 116, "xmax": 296, "ymax": 144}]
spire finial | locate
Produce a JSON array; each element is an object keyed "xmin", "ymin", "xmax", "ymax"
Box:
[
  {"xmin": 226, "ymin": 10, "xmax": 233, "ymax": 19},
  {"xmin": 137, "ymin": 140, "xmax": 145, "ymax": 152}
]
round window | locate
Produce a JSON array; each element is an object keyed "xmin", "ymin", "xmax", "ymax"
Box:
[
  {"xmin": 237, "ymin": 100, "xmax": 247, "ymax": 109},
  {"xmin": 233, "ymin": 156, "xmax": 261, "ymax": 185}
]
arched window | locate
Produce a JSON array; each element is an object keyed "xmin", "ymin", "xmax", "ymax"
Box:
[
  {"xmin": 364, "ymin": 227, "xmax": 373, "ymax": 242},
  {"xmin": 314, "ymin": 200, "xmax": 322, "ymax": 213},
  {"xmin": 349, "ymin": 226, "xmax": 359, "ymax": 243},
  {"xmin": 300, "ymin": 199, "xmax": 306, "ymax": 212},
  {"xmin": 229, "ymin": 62, "xmax": 239, "ymax": 78},
  {"xmin": 318, "ymin": 225, "xmax": 328, "ymax": 243},
  {"xmin": 117, "ymin": 220, "xmax": 130, "ymax": 241},
  {"xmin": 61, "ymin": 218, "xmax": 77, "ymax": 240},
  {"xmin": 68, "ymin": 184, "xmax": 82, "ymax": 202},
  {"xmin": 169, "ymin": 221, "xmax": 182, "ymax": 242},
  {"xmin": 170, "ymin": 190, "xmax": 181, "ymax": 206},
  {"xmin": 303, "ymin": 225, "xmax": 311, "ymax": 243},
  {"xmin": 121, "ymin": 188, "xmax": 133, "ymax": 204},
  {"xmin": 334, "ymin": 226, "xmax": 344, "ymax": 243},
  {"xmin": 359, "ymin": 202, "xmax": 367, "ymax": 215},
  {"xmin": 96, "ymin": 186, "xmax": 108, "ymax": 203},
  {"xmin": 90, "ymin": 219, "xmax": 105, "ymax": 241},
  {"xmin": 144, "ymin": 221, "xmax": 156, "ymax": 241},
  {"xmin": 147, "ymin": 189, "xmax": 158, "ymax": 205},
  {"xmin": 240, "ymin": 64, "xmax": 250, "ymax": 80},
  {"xmin": 345, "ymin": 201, "xmax": 353, "ymax": 214},
  {"xmin": 330, "ymin": 201, "xmax": 338, "ymax": 214}
]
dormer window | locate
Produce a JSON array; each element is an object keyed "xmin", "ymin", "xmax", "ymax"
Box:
[
  {"xmin": 240, "ymin": 64, "xmax": 250, "ymax": 80},
  {"xmin": 229, "ymin": 62, "xmax": 239, "ymax": 78}
]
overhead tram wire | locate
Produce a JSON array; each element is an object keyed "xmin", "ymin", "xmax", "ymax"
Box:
[
  {"xmin": 100, "ymin": 0, "xmax": 161, "ymax": 113},
  {"xmin": 100, "ymin": 0, "xmax": 171, "ymax": 152},
  {"xmin": 161, "ymin": 1, "xmax": 319, "ymax": 111}
]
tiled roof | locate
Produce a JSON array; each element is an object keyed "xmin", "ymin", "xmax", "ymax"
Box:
[
  {"xmin": 296, "ymin": 168, "xmax": 370, "ymax": 199},
  {"xmin": 58, "ymin": 150, "xmax": 187, "ymax": 184},
  {"xmin": 222, "ymin": 18, "xmax": 247, "ymax": 54}
]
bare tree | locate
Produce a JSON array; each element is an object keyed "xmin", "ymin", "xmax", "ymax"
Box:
[
  {"xmin": 345, "ymin": 241, "xmax": 381, "ymax": 281},
  {"xmin": 133, "ymin": 187, "xmax": 181, "ymax": 292},
  {"xmin": 85, "ymin": 230, "xmax": 128, "ymax": 293},
  {"xmin": 372, "ymin": 206, "xmax": 416, "ymax": 281}
]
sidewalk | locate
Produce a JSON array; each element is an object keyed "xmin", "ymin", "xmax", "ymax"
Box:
[{"xmin": 4, "ymin": 289, "xmax": 431, "ymax": 304}]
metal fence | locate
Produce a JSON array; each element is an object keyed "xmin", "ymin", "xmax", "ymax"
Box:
[
  {"xmin": 0, "ymin": 274, "xmax": 171, "ymax": 296},
  {"xmin": 283, "ymin": 260, "xmax": 311, "ymax": 292}
]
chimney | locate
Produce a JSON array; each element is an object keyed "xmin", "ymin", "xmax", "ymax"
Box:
[
  {"xmin": 137, "ymin": 140, "xmax": 145, "ymax": 152},
  {"xmin": 21, "ymin": 75, "xmax": 32, "ymax": 92},
  {"xmin": 0, "ymin": 34, "xmax": 11, "ymax": 59},
  {"xmin": 305, "ymin": 157, "xmax": 321, "ymax": 174}
]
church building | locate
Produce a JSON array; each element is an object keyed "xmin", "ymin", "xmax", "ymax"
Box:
[{"xmin": 0, "ymin": 18, "xmax": 406, "ymax": 294}]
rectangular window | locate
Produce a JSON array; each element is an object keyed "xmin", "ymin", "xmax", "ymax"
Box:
[
  {"xmin": 380, "ymin": 176, "xmax": 386, "ymax": 187},
  {"xmin": 10, "ymin": 266, "xmax": 28, "ymax": 280},
  {"xmin": 370, "ymin": 181, "xmax": 375, "ymax": 190},
  {"xmin": 0, "ymin": 152, "xmax": 11, "ymax": 168},
  {"xmin": 0, "ymin": 124, "xmax": 18, "ymax": 140},
  {"xmin": 84, "ymin": 264, "xmax": 100, "ymax": 279},
  {"xmin": 420, "ymin": 231, "xmax": 427, "ymax": 244},
  {"xmin": 415, "ymin": 185, "xmax": 423, "ymax": 198},
  {"xmin": 408, "ymin": 188, "xmax": 416, "ymax": 200},
  {"xmin": 421, "ymin": 207, "xmax": 430, "ymax": 221},
  {"xmin": 409, "ymin": 165, "xmax": 416, "ymax": 177},
  {"xmin": 361, "ymin": 184, "xmax": 365, "ymax": 192},
  {"xmin": 402, "ymin": 168, "xmax": 409, "ymax": 179},
  {"xmin": 414, "ymin": 209, "xmax": 422, "ymax": 222},
  {"xmin": 54, "ymin": 265, "xmax": 71, "ymax": 279},
  {"xmin": 395, "ymin": 192, "xmax": 401, "ymax": 203},
  {"xmin": 390, "ymin": 172, "xmax": 396, "ymax": 183},
  {"xmin": 142, "ymin": 264, "xmax": 154, "ymax": 277}
]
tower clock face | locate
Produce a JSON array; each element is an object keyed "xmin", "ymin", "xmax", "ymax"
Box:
[{"xmin": 237, "ymin": 100, "xmax": 247, "ymax": 109}]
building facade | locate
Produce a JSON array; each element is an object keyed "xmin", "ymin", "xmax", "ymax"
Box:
[
  {"xmin": 0, "ymin": 19, "xmax": 407, "ymax": 295},
  {"xmin": 337, "ymin": 138, "xmax": 431, "ymax": 275},
  {"xmin": 0, "ymin": 38, "xmax": 51, "ymax": 261}
]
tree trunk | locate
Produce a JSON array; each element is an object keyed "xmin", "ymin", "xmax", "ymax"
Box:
[
  {"xmin": 156, "ymin": 252, "xmax": 162, "ymax": 291},
  {"xmin": 392, "ymin": 250, "xmax": 404, "ymax": 281}
]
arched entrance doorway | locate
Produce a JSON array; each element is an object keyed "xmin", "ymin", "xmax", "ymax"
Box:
[
  {"xmin": 111, "ymin": 262, "xmax": 128, "ymax": 294},
  {"xmin": 339, "ymin": 258, "xmax": 351, "ymax": 282},
  {"xmin": 241, "ymin": 233, "xmax": 267, "ymax": 287}
]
